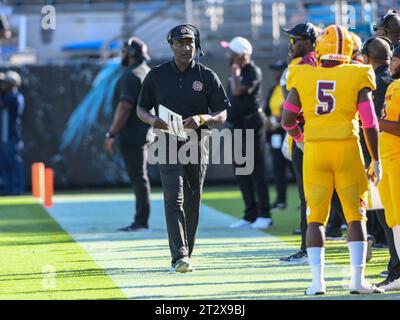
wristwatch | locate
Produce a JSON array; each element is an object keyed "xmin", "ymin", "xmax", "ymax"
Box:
[{"xmin": 106, "ymin": 132, "xmax": 115, "ymax": 139}]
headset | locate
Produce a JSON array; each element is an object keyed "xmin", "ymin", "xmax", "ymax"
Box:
[
  {"xmin": 166, "ymin": 24, "xmax": 204, "ymax": 57},
  {"xmin": 361, "ymin": 36, "xmax": 393, "ymax": 55},
  {"xmin": 373, "ymin": 10, "xmax": 399, "ymax": 32}
]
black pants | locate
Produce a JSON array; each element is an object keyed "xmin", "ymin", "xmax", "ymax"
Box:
[
  {"xmin": 291, "ymin": 140, "xmax": 345, "ymax": 251},
  {"xmin": 367, "ymin": 210, "xmax": 387, "ymax": 244},
  {"xmin": 360, "ymin": 130, "xmax": 386, "ymax": 243},
  {"xmin": 270, "ymin": 132, "xmax": 289, "ymax": 204},
  {"xmin": 232, "ymin": 112, "xmax": 270, "ymax": 222},
  {"xmin": 291, "ymin": 141, "xmax": 307, "ymax": 251},
  {"xmin": 120, "ymin": 143, "xmax": 151, "ymax": 228},
  {"xmin": 158, "ymin": 133, "xmax": 209, "ymax": 266}
]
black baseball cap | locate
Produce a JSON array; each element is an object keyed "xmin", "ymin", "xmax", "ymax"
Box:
[
  {"xmin": 125, "ymin": 37, "xmax": 150, "ymax": 60},
  {"xmin": 169, "ymin": 25, "xmax": 196, "ymax": 41},
  {"xmin": 281, "ymin": 22, "xmax": 317, "ymax": 43}
]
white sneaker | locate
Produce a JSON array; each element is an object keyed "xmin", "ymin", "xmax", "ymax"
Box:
[
  {"xmin": 229, "ymin": 219, "xmax": 251, "ymax": 229},
  {"xmin": 305, "ymin": 282, "xmax": 326, "ymax": 296},
  {"xmin": 350, "ymin": 280, "xmax": 385, "ymax": 294},
  {"xmin": 250, "ymin": 217, "xmax": 273, "ymax": 230},
  {"xmin": 380, "ymin": 278, "xmax": 400, "ymax": 291},
  {"xmin": 173, "ymin": 257, "xmax": 194, "ymax": 273}
]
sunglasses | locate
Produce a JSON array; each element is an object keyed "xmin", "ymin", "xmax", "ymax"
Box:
[{"xmin": 290, "ymin": 37, "xmax": 306, "ymax": 45}]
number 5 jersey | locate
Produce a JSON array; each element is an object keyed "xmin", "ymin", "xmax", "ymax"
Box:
[{"xmin": 286, "ymin": 63, "xmax": 376, "ymax": 142}]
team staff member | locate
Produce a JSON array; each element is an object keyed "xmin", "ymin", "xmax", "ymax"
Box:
[
  {"xmin": 0, "ymin": 71, "xmax": 25, "ymax": 195},
  {"xmin": 376, "ymin": 45, "xmax": 400, "ymax": 291},
  {"xmin": 104, "ymin": 37, "xmax": 152, "ymax": 232},
  {"xmin": 282, "ymin": 25, "xmax": 383, "ymax": 295},
  {"xmin": 137, "ymin": 24, "xmax": 230, "ymax": 272},
  {"xmin": 374, "ymin": 10, "xmax": 400, "ymax": 48},
  {"xmin": 221, "ymin": 36, "xmax": 271, "ymax": 230},
  {"xmin": 350, "ymin": 32, "xmax": 364, "ymax": 64},
  {"xmin": 265, "ymin": 60, "xmax": 289, "ymax": 211},
  {"xmin": 361, "ymin": 37, "xmax": 394, "ymax": 253},
  {"xmin": 279, "ymin": 22, "xmax": 317, "ymax": 263}
]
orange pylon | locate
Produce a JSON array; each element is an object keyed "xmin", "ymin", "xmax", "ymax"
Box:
[
  {"xmin": 44, "ymin": 168, "xmax": 54, "ymax": 208},
  {"xmin": 31, "ymin": 162, "xmax": 45, "ymax": 198}
]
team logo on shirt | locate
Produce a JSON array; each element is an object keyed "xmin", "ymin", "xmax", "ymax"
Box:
[{"xmin": 192, "ymin": 81, "xmax": 203, "ymax": 92}]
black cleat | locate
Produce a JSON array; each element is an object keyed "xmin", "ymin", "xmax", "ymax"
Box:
[{"xmin": 280, "ymin": 250, "xmax": 308, "ymax": 264}]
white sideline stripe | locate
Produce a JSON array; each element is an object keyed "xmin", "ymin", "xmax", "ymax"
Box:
[
  {"xmin": 46, "ymin": 196, "xmax": 360, "ymax": 299},
  {"xmin": 53, "ymin": 193, "xmax": 164, "ymax": 202}
]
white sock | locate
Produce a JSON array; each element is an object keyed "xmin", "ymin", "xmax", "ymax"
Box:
[
  {"xmin": 306, "ymin": 247, "xmax": 325, "ymax": 288},
  {"xmin": 393, "ymin": 225, "xmax": 400, "ymax": 262},
  {"xmin": 347, "ymin": 241, "xmax": 367, "ymax": 288}
]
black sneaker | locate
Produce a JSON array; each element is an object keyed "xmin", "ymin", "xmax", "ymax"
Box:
[
  {"xmin": 117, "ymin": 224, "xmax": 149, "ymax": 232},
  {"xmin": 377, "ymin": 274, "xmax": 399, "ymax": 287},
  {"xmin": 280, "ymin": 250, "xmax": 308, "ymax": 264},
  {"xmin": 325, "ymin": 228, "xmax": 345, "ymax": 240},
  {"xmin": 271, "ymin": 202, "xmax": 287, "ymax": 211}
]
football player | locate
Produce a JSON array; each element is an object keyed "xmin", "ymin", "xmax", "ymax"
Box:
[
  {"xmin": 350, "ymin": 32, "xmax": 363, "ymax": 64},
  {"xmin": 376, "ymin": 45, "xmax": 400, "ymax": 291},
  {"xmin": 281, "ymin": 25, "xmax": 384, "ymax": 295}
]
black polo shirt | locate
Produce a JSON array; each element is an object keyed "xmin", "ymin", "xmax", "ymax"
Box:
[
  {"xmin": 226, "ymin": 61, "xmax": 262, "ymax": 124},
  {"xmin": 373, "ymin": 64, "xmax": 392, "ymax": 116},
  {"xmin": 112, "ymin": 62, "xmax": 151, "ymax": 145},
  {"xmin": 138, "ymin": 59, "xmax": 230, "ymax": 119},
  {"xmin": 360, "ymin": 64, "xmax": 392, "ymax": 166}
]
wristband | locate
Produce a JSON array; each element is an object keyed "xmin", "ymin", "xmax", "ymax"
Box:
[
  {"xmin": 283, "ymin": 101, "xmax": 302, "ymax": 114},
  {"xmin": 281, "ymin": 122, "xmax": 299, "ymax": 131},
  {"xmin": 293, "ymin": 131, "xmax": 304, "ymax": 143}
]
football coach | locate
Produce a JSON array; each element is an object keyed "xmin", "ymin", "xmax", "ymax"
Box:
[{"xmin": 137, "ymin": 24, "xmax": 230, "ymax": 272}]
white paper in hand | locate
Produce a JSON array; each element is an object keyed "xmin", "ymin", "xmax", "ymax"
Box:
[{"xmin": 158, "ymin": 104, "xmax": 188, "ymax": 140}]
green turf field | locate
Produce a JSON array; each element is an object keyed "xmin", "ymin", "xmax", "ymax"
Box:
[
  {"xmin": 0, "ymin": 185, "xmax": 398, "ymax": 300},
  {"xmin": 0, "ymin": 197, "xmax": 124, "ymax": 300}
]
